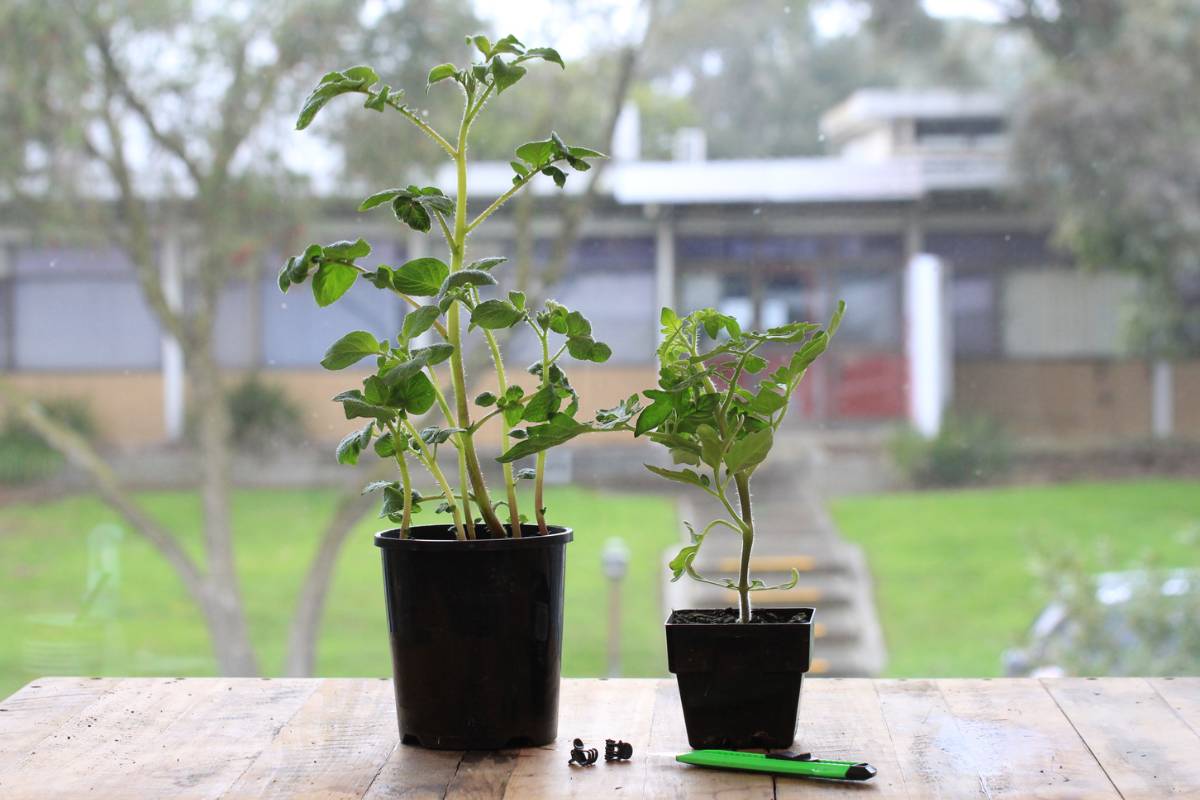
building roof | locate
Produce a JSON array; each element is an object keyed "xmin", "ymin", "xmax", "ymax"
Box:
[
  {"xmin": 819, "ymin": 88, "xmax": 1007, "ymax": 142},
  {"xmin": 438, "ymin": 154, "xmax": 1006, "ymax": 206}
]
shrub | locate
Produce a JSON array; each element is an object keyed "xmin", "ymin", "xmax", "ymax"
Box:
[
  {"xmin": 0, "ymin": 398, "xmax": 96, "ymax": 485},
  {"xmin": 890, "ymin": 413, "xmax": 1010, "ymax": 488},
  {"xmin": 226, "ymin": 376, "xmax": 302, "ymax": 453}
]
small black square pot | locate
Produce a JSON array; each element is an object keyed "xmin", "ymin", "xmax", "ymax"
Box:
[
  {"xmin": 376, "ymin": 524, "xmax": 572, "ymax": 750},
  {"xmin": 665, "ymin": 607, "xmax": 814, "ymax": 749}
]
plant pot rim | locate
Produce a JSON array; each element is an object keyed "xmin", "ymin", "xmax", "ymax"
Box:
[
  {"xmin": 665, "ymin": 607, "xmax": 814, "ymax": 628},
  {"xmin": 375, "ymin": 524, "xmax": 573, "ymax": 551}
]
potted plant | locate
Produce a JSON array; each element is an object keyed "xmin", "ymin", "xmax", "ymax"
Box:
[
  {"xmin": 634, "ymin": 302, "xmax": 845, "ymax": 749},
  {"xmin": 279, "ymin": 35, "xmax": 636, "ymax": 749}
]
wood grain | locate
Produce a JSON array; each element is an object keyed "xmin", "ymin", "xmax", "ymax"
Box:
[
  {"xmin": 1043, "ymin": 677, "xmax": 1200, "ymax": 800},
  {"xmin": 2, "ymin": 676, "xmax": 1199, "ymax": 799}
]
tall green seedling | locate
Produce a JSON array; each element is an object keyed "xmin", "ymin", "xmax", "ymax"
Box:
[
  {"xmin": 634, "ymin": 302, "xmax": 845, "ymax": 622},
  {"xmin": 280, "ymin": 36, "xmax": 634, "ymax": 539}
]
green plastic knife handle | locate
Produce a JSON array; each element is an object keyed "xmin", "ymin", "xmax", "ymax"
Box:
[{"xmin": 676, "ymin": 750, "xmax": 877, "ymax": 781}]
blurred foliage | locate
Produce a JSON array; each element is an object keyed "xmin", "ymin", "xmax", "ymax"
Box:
[
  {"xmin": 1024, "ymin": 547, "xmax": 1200, "ymax": 676},
  {"xmin": 225, "ymin": 377, "xmax": 303, "ymax": 454},
  {"xmin": 0, "ymin": 398, "xmax": 96, "ymax": 485},
  {"xmin": 890, "ymin": 413, "xmax": 1010, "ymax": 488},
  {"xmin": 1008, "ymin": 0, "xmax": 1200, "ymax": 357}
]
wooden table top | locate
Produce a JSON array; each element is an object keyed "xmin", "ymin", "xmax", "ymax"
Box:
[{"xmin": 1, "ymin": 677, "xmax": 1198, "ymax": 799}]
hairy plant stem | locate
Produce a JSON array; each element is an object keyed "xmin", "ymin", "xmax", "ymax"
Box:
[
  {"xmin": 484, "ymin": 328, "xmax": 522, "ymax": 536},
  {"xmin": 401, "ymin": 417, "xmax": 466, "ymax": 540},
  {"xmin": 534, "ymin": 330, "xmax": 552, "ymax": 535},
  {"xmin": 447, "ymin": 106, "xmax": 505, "ymax": 538},
  {"xmin": 734, "ymin": 472, "xmax": 755, "ymax": 623},
  {"xmin": 386, "ymin": 422, "xmax": 414, "ymax": 536}
]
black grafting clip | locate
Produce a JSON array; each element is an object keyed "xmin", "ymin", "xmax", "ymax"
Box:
[
  {"xmin": 605, "ymin": 739, "xmax": 633, "ymax": 761},
  {"xmin": 569, "ymin": 738, "xmax": 598, "ymax": 766}
]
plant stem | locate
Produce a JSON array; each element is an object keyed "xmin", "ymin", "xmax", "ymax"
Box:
[
  {"xmin": 446, "ymin": 104, "xmax": 505, "ymax": 537},
  {"xmin": 534, "ymin": 330, "xmax": 551, "ymax": 535},
  {"xmin": 734, "ymin": 472, "xmax": 755, "ymax": 623},
  {"xmin": 466, "ymin": 170, "xmax": 537, "ymax": 233},
  {"xmin": 483, "ymin": 328, "xmax": 522, "ymax": 536},
  {"xmin": 401, "ymin": 417, "xmax": 466, "ymax": 540},
  {"xmin": 386, "ymin": 422, "xmax": 413, "ymax": 537}
]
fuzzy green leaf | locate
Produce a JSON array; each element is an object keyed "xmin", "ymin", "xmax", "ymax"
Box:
[
  {"xmin": 312, "ymin": 262, "xmax": 357, "ymax": 307},
  {"xmin": 391, "ymin": 258, "xmax": 450, "ymax": 296},
  {"xmin": 471, "ymin": 299, "xmax": 524, "ymax": 329},
  {"xmin": 321, "ymin": 331, "xmax": 382, "ymax": 370},
  {"xmin": 401, "ymin": 305, "xmax": 440, "ymax": 340}
]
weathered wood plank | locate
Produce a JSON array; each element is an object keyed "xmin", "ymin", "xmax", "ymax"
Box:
[
  {"xmin": 499, "ymin": 678, "xmax": 657, "ymax": 799},
  {"xmin": 0, "ymin": 678, "xmax": 253, "ymax": 799},
  {"xmin": 222, "ymin": 677, "xmax": 397, "ymax": 800},
  {"xmin": 874, "ymin": 678, "xmax": 992, "ymax": 798},
  {"xmin": 0, "ymin": 677, "xmax": 120, "ymax": 771},
  {"xmin": 1148, "ymin": 677, "xmax": 1200, "ymax": 737},
  {"xmin": 1044, "ymin": 677, "xmax": 1200, "ymax": 800},
  {"xmin": 358, "ymin": 741, "xmax": 463, "ymax": 800},
  {"xmin": 938, "ymin": 679, "xmax": 1121, "ymax": 799},
  {"xmin": 784, "ymin": 677, "xmax": 909, "ymax": 799},
  {"xmin": 642, "ymin": 679, "xmax": 774, "ymax": 800}
]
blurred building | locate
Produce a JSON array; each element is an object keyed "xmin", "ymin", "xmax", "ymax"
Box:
[{"xmin": 2, "ymin": 89, "xmax": 1196, "ymax": 447}]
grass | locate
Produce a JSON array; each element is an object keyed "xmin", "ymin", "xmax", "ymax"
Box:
[
  {"xmin": 0, "ymin": 486, "xmax": 678, "ymax": 699},
  {"xmin": 831, "ymin": 479, "xmax": 1200, "ymax": 677}
]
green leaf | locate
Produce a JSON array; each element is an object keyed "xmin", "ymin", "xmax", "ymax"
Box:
[
  {"xmin": 392, "ymin": 195, "xmax": 431, "ymax": 232},
  {"xmin": 362, "ymin": 480, "xmax": 395, "ymax": 495},
  {"xmin": 333, "ymin": 390, "xmax": 395, "ymax": 422},
  {"xmin": 515, "ymin": 138, "xmax": 556, "ymax": 166},
  {"xmin": 566, "ymin": 336, "xmax": 611, "ymax": 363},
  {"xmin": 491, "ymin": 34, "xmax": 524, "ymax": 55},
  {"xmin": 471, "ymin": 299, "xmax": 523, "ymax": 329},
  {"xmin": 634, "ymin": 397, "xmax": 672, "ymax": 436},
  {"xmin": 496, "ymin": 414, "xmax": 589, "ymax": 462},
  {"xmin": 475, "ymin": 391, "xmax": 497, "ymax": 407},
  {"xmin": 312, "ymin": 262, "xmax": 358, "ymax": 307},
  {"xmin": 427, "ymin": 63, "xmax": 458, "ymax": 86},
  {"xmin": 522, "ymin": 47, "xmax": 564, "ymax": 68},
  {"xmin": 401, "ymin": 305, "xmax": 440, "ymax": 340},
  {"xmin": 749, "ymin": 384, "xmax": 788, "ymax": 415},
  {"xmin": 391, "ymin": 258, "xmax": 449, "ymax": 296},
  {"xmin": 358, "ymin": 188, "xmax": 404, "ymax": 212},
  {"xmin": 509, "ymin": 291, "xmax": 526, "ymax": 311},
  {"xmin": 438, "ymin": 269, "xmax": 498, "ymax": 296},
  {"xmin": 568, "ymin": 145, "xmax": 606, "ymax": 159},
  {"xmin": 565, "ymin": 310, "xmax": 591, "ymax": 337},
  {"xmin": 490, "ymin": 57, "xmax": 526, "ymax": 93},
  {"xmin": 725, "ymin": 427, "xmax": 774, "ymax": 474},
  {"xmin": 412, "ymin": 343, "xmax": 454, "ymax": 365},
  {"xmin": 373, "ymin": 431, "xmax": 397, "ymax": 457},
  {"xmin": 335, "ymin": 422, "xmax": 373, "ymax": 465},
  {"xmin": 644, "ymin": 464, "xmax": 708, "ymax": 488},
  {"xmin": 392, "ymin": 371, "xmax": 436, "ymax": 415},
  {"xmin": 668, "ymin": 544, "xmax": 699, "ymax": 582},
  {"xmin": 541, "ymin": 165, "xmax": 567, "ymax": 187},
  {"xmin": 277, "ymin": 260, "xmax": 293, "ymax": 293},
  {"xmin": 420, "ymin": 426, "xmax": 463, "ymax": 445},
  {"xmin": 465, "ymin": 256, "xmax": 507, "ymax": 271},
  {"xmin": 321, "ymin": 239, "xmax": 371, "ymax": 260},
  {"xmin": 321, "ymin": 331, "xmax": 382, "ymax": 370},
  {"xmin": 696, "ymin": 424, "xmax": 723, "ymax": 469},
  {"xmin": 295, "ymin": 67, "xmax": 378, "ymax": 130},
  {"xmin": 342, "ymin": 65, "xmax": 379, "ymax": 85},
  {"xmin": 471, "ymin": 34, "xmax": 492, "ymax": 58},
  {"xmin": 521, "ymin": 385, "xmax": 559, "ymax": 422}
]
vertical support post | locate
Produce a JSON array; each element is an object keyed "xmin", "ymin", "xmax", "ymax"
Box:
[
  {"xmin": 601, "ymin": 538, "xmax": 630, "ymax": 678},
  {"xmin": 655, "ymin": 211, "xmax": 675, "ymax": 339},
  {"xmin": 905, "ymin": 253, "xmax": 952, "ymax": 437},
  {"xmin": 1151, "ymin": 359, "xmax": 1174, "ymax": 439},
  {"xmin": 161, "ymin": 231, "xmax": 185, "ymax": 442}
]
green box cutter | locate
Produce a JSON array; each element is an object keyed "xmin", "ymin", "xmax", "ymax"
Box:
[{"xmin": 676, "ymin": 750, "xmax": 877, "ymax": 781}]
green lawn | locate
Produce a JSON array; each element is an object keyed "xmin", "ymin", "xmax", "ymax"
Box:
[
  {"xmin": 0, "ymin": 486, "xmax": 678, "ymax": 699},
  {"xmin": 831, "ymin": 479, "xmax": 1200, "ymax": 677}
]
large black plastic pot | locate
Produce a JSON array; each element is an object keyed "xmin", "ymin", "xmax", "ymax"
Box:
[
  {"xmin": 665, "ymin": 607, "xmax": 814, "ymax": 749},
  {"xmin": 376, "ymin": 524, "xmax": 572, "ymax": 749}
]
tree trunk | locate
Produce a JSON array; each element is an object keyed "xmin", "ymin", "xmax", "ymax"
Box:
[
  {"xmin": 191, "ymin": 343, "xmax": 260, "ymax": 676},
  {"xmin": 283, "ymin": 484, "xmax": 377, "ymax": 676}
]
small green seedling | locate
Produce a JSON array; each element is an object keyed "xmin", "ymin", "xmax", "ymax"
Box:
[
  {"xmin": 281, "ymin": 35, "xmax": 633, "ymax": 540},
  {"xmin": 635, "ymin": 303, "xmax": 845, "ymax": 622}
]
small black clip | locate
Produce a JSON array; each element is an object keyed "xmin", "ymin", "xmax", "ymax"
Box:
[
  {"xmin": 605, "ymin": 739, "xmax": 633, "ymax": 761},
  {"xmin": 569, "ymin": 738, "xmax": 598, "ymax": 766},
  {"xmin": 765, "ymin": 751, "xmax": 814, "ymax": 762}
]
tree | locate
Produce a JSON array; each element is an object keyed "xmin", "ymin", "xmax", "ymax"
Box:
[
  {"xmin": 1006, "ymin": 0, "xmax": 1200, "ymax": 358},
  {"xmin": 0, "ymin": 0, "xmax": 369, "ymax": 675}
]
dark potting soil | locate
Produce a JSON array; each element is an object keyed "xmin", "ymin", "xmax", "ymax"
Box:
[{"xmin": 668, "ymin": 608, "xmax": 811, "ymax": 625}]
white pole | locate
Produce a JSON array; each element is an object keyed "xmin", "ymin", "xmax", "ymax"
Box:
[
  {"xmin": 1151, "ymin": 359, "xmax": 1174, "ymax": 439},
  {"xmin": 655, "ymin": 214, "xmax": 675, "ymax": 339},
  {"xmin": 161, "ymin": 232, "xmax": 185, "ymax": 442},
  {"xmin": 905, "ymin": 253, "xmax": 950, "ymax": 437}
]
